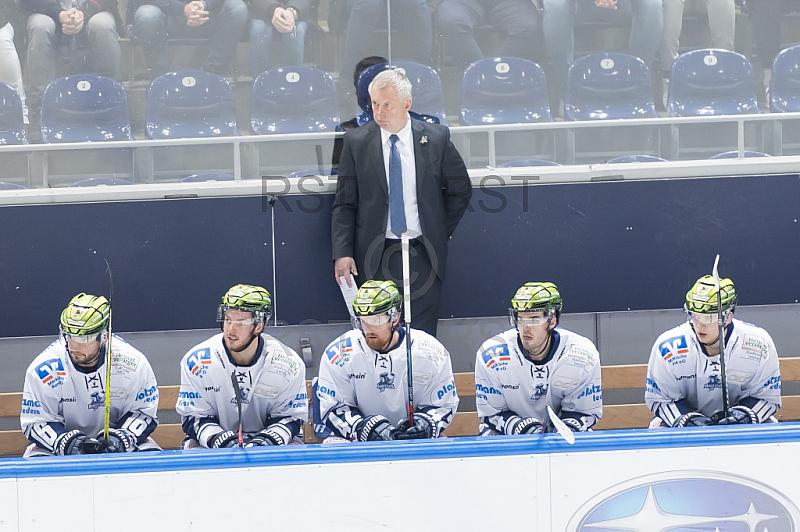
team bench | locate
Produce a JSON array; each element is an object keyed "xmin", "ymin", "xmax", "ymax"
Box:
[{"xmin": 2, "ymin": 358, "xmax": 799, "ymax": 456}]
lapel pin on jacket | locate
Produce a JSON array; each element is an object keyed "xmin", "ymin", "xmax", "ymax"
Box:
[{"xmin": 420, "ymin": 135, "xmax": 428, "ymax": 145}]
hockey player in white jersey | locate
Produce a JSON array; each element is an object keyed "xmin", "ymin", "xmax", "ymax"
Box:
[
  {"xmin": 21, "ymin": 293, "xmax": 160, "ymax": 457},
  {"xmin": 475, "ymin": 282, "xmax": 602, "ymax": 436},
  {"xmin": 646, "ymin": 275, "xmax": 781, "ymax": 428},
  {"xmin": 177, "ymin": 284, "xmax": 307, "ymax": 448},
  {"xmin": 317, "ymin": 280, "xmax": 458, "ymax": 442}
]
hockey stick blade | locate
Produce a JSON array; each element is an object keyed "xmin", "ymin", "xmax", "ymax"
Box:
[{"xmin": 547, "ymin": 405, "xmax": 575, "ymax": 444}]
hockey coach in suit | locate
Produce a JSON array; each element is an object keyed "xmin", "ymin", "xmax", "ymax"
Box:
[{"xmin": 332, "ymin": 67, "xmax": 472, "ymax": 337}]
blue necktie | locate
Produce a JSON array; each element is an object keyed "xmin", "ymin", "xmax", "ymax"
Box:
[{"xmin": 389, "ymin": 134, "xmax": 407, "ymax": 237}]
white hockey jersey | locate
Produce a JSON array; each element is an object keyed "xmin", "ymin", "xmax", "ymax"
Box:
[
  {"xmin": 646, "ymin": 319, "xmax": 781, "ymax": 425},
  {"xmin": 177, "ymin": 332, "xmax": 307, "ymax": 447},
  {"xmin": 475, "ymin": 327, "xmax": 602, "ymax": 434},
  {"xmin": 21, "ymin": 335, "xmax": 159, "ymax": 452},
  {"xmin": 317, "ymin": 327, "xmax": 459, "ymax": 440}
]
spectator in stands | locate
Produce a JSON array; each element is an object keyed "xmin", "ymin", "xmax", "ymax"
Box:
[
  {"xmin": 177, "ymin": 284, "xmax": 307, "ymax": 449},
  {"xmin": 20, "ymin": 293, "xmax": 161, "ymax": 457},
  {"xmin": 0, "ymin": 0, "xmax": 27, "ymax": 125},
  {"xmin": 475, "ymin": 282, "xmax": 602, "ymax": 436},
  {"xmin": 21, "ymin": 0, "xmax": 123, "ymax": 140},
  {"xmin": 659, "ymin": 0, "xmax": 735, "ymax": 105},
  {"xmin": 132, "ymin": 0, "xmax": 248, "ymax": 78},
  {"xmin": 331, "ymin": 54, "xmax": 387, "ymax": 171},
  {"xmin": 645, "ymin": 275, "xmax": 781, "ymax": 428},
  {"xmin": 434, "ymin": 0, "xmax": 545, "ymax": 71},
  {"xmin": 542, "ymin": 0, "xmax": 663, "ymax": 115},
  {"xmin": 334, "ymin": 0, "xmax": 433, "ymax": 105},
  {"xmin": 317, "ymin": 280, "xmax": 458, "ymax": 443},
  {"xmin": 249, "ymin": 0, "xmax": 310, "ymax": 77},
  {"xmin": 748, "ymin": 0, "xmax": 794, "ymax": 99}
]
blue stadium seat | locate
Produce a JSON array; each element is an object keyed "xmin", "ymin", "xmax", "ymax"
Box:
[
  {"xmin": 668, "ymin": 49, "xmax": 760, "ymax": 117},
  {"xmin": 0, "ymin": 181, "xmax": 26, "ymax": 189},
  {"xmin": 146, "ymin": 71, "xmax": 238, "ymax": 139},
  {"xmin": 180, "ymin": 173, "xmax": 235, "ymax": 182},
  {"xmin": 356, "ymin": 61, "xmax": 449, "ymax": 125},
  {"xmin": 0, "ymin": 82, "xmax": 27, "ymax": 145},
  {"xmin": 41, "ymin": 75, "xmax": 134, "ymax": 143},
  {"xmin": 565, "ymin": 53, "xmax": 657, "ymax": 121},
  {"xmin": 251, "ymin": 67, "xmax": 340, "ymax": 135},
  {"xmin": 605, "ymin": 155, "xmax": 667, "ymax": 163},
  {"xmin": 70, "ymin": 177, "xmax": 134, "ymax": 187},
  {"xmin": 498, "ymin": 159, "xmax": 561, "ymax": 167},
  {"xmin": 770, "ymin": 45, "xmax": 800, "ymax": 113},
  {"xmin": 708, "ymin": 150, "xmax": 770, "ymax": 159},
  {"xmin": 460, "ymin": 57, "xmax": 551, "ymax": 125}
]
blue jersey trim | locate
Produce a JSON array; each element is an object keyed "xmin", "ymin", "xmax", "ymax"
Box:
[{"xmin": 3, "ymin": 422, "xmax": 800, "ymax": 479}]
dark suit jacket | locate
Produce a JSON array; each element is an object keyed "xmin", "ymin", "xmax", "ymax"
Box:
[{"xmin": 331, "ymin": 118, "xmax": 472, "ymax": 281}]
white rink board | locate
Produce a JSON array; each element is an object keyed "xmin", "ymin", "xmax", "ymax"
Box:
[{"xmin": 2, "ymin": 426, "xmax": 800, "ymax": 531}]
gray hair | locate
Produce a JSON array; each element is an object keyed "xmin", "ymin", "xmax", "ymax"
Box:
[{"xmin": 369, "ymin": 68, "xmax": 412, "ymax": 102}]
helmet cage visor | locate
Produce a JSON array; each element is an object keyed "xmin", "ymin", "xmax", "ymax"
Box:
[
  {"xmin": 352, "ymin": 307, "xmax": 398, "ymax": 331},
  {"xmin": 216, "ymin": 304, "xmax": 269, "ymax": 325},
  {"xmin": 685, "ymin": 307, "xmax": 732, "ymax": 325},
  {"xmin": 509, "ymin": 308, "xmax": 555, "ymax": 329},
  {"xmin": 61, "ymin": 329, "xmax": 107, "ymax": 344}
]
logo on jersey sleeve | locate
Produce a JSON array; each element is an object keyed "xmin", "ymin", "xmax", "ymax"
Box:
[
  {"xmin": 325, "ymin": 337, "xmax": 353, "ymax": 367},
  {"xmin": 287, "ymin": 391, "xmax": 308, "ymax": 410},
  {"xmin": 186, "ymin": 348, "xmax": 212, "ymax": 377},
  {"xmin": 658, "ymin": 336, "xmax": 689, "ymax": 365},
  {"xmin": 480, "ymin": 344, "xmax": 510, "ymax": 371},
  {"xmin": 35, "ymin": 358, "xmax": 66, "ymax": 388}
]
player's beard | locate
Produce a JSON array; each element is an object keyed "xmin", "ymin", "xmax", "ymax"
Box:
[
  {"xmin": 364, "ymin": 329, "xmax": 395, "ymax": 352},
  {"xmin": 69, "ymin": 344, "xmax": 103, "ymax": 368}
]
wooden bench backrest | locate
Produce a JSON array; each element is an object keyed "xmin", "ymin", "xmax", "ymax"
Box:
[{"xmin": 2, "ymin": 358, "xmax": 799, "ymax": 453}]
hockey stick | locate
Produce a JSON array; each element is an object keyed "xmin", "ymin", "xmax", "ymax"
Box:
[
  {"xmin": 547, "ymin": 405, "xmax": 575, "ymax": 445},
  {"xmin": 102, "ymin": 259, "xmax": 113, "ymax": 446},
  {"xmin": 401, "ymin": 233, "xmax": 414, "ymax": 424},
  {"xmin": 230, "ymin": 370, "xmax": 244, "ymax": 447},
  {"xmin": 386, "ymin": 0, "xmax": 392, "ymax": 66},
  {"xmin": 712, "ymin": 255, "xmax": 730, "ymax": 418}
]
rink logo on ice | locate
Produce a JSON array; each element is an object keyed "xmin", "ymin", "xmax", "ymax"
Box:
[
  {"xmin": 187, "ymin": 348, "xmax": 212, "ymax": 377},
  {"xmin": 568, "ymin": 470, "xmax": 800, "ymax": 531},
  {"xmin": 658, "ymin": 336, "xmax": 689, "ymax": 365},
  {"xmin": 35, "ymin": 358, "xmax": 66, "ymax": 388},
  {"xmin": 480, "ymin": 345, "xmax": 510, "ymax": 371}
]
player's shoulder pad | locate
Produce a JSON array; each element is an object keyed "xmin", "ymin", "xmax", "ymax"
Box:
[
  {"xmin": 265, "ymin": 336, "xmax": 304, "ymax": 377},
  {"xmin": 322, "ymin": 331, "xmax": 357, "ymax": 369}
]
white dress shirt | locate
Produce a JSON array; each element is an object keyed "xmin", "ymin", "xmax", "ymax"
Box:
[{"xmin": 379, "ymin": 118, "xmax": 422, "ymax": 239}]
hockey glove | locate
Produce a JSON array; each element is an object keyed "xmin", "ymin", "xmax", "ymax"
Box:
[
  {"xmin": 210, "ymin": 430, "xmax": 241, "ymax": 448},
  {"xmin": 711, "ymin": 406, "xmax": 758, "ymax": 425},
  {"xmin": 55, "ymin": 430, "xmax": 104, "ymax": 455},
  {"xmin": 393, "ymin": 413, "xmax": 435, "ymax": 440},
  {"xmin": 97, "ymin": 428, "xmax": 136, "ymax": 453},
  {"xmin": 507, "ymin": 417, "xmax": 543, "ymax": 435},
  {"xmin": 355, "ymin": 415, "xmax": 396, "ymax": 442},
  {"xmin": 675, "ymin": 412, "xmax": 713, "ymax": 427},
  {"xmin": 560, "ymin": 418, "xmax": 583, "ymax": 432},
  {"xmin": 245, "ymin": 429, "xmax": 282, "ymax": 447}
]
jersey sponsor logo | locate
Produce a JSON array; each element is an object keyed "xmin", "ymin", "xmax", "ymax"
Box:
[
  {"xmin": 377, "ymin": 372, "xmax": 395, "ymax": 392},
  {"xmin": 22, "ymin": 398, "xmax": 41, "ymax": 408},
  {"xmin": 763, "ymin": 375, "xmax": 781, "ymax": 390},
  {"xmin": 704, "ymin": 374, "xmax": 722, "ymax": 390},
  {"xmin": 348, "ymin": 373, "xmax": 366, "ymax": 379},
  {"xmin": 21, "ymin": 397, "xmax": 42, "ymax": 415},
  {"xmin": 187, "ymin": 348, "xmax": 212, "ymax": 377},
  {"xmin": 480, "ymin": 345, "xmax": 510, "ymax": 371},
  {"xmin": 136, "ymin": 385, "xmax": 158, "ymax": 402},
  {"xmin": 318, "ymin": 385, "xmax": 336, "ymax": 398},
  {"xmin": 178, "ymin": 390, "xmax": 200, "ymax": 406},
  {"xmin": 325, "ymin": 338, "xmax": 352, "ymax": 367},
  {"xmin": 35, "ymin": 358, "xmax": 66, "ymax": 388},
  {"xmin": 273, "ymin": 351, "xmax": 300, "ymax": 375},
  {"xmin": 476, "ymin": 383, "xmax": 502, "ymax": 397},
  {"xmin": 552, "ymin": 377, "xmax": 580, "ymax": 390},
  {"xmin": 567, "ymin": 471, "xmax": 800, "ymax": 531},
  {"xmin": 531, "ymin": 383, "xmax": 548, "ymax": 401},
  {"xmin": 577, "ymin": 384, "xmax": 602, "ymax": 402},
  {"xmin": 569, "ymin": 344, "xmax": 597, "ymax": 365},
  {"xmin": 727, "ymin": 370, "xmax": 755, "ymax": 384},
  {"xmin": 659, "ymin": 336, "xmax": 689, "ymax": 365},
  {"xmin": 88, "ymin": 392, "xmax": 105, "ymax": 411},
  {"xmin": 412, "ymin": 372, "xmax": 432, "ymax": 385},
  {"xmin": 418, "ymin": 338, "xmax": 445, "ymax": 358},
  {"xmin": 205, "ymin": 386, "xmax": 221, "ymax": 392},
  {"xmin": 287, "ymin": 391, "xmax": 308, "ymax": 410},
  {"xmin": 645, "ymin": 377, "xmax": 661, "ymax": 394},
  {"xmin": 742, "ymin": 335, "xmax": 769, "ymax": 358},
  {"xmin": 59, "ymin": 397, "xmax": 76, "ymax": 403},
  {"xmin": 112, "ymin": 352, "xmax": 140, "ymax": 371},
  {"xmin": 436, "ymin": 380, "xmax": 456, "ymax": 400},
  {"xmin": 253, "ymin": 385, "xmax": 281, "ymax": 398},
  {"xmin": 676, "ymin": 374, "xmax": 696, "ymax": 381}
]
